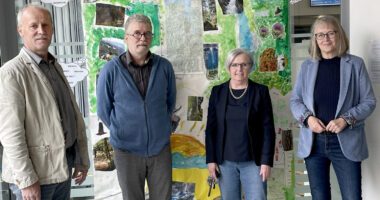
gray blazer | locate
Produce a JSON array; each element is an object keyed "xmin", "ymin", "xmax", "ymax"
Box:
[{"xmin": 290, "ymin": 54, "xmax": 376, "ymax": 161}]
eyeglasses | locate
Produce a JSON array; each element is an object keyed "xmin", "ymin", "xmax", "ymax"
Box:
[
  {"xmin": 230, "ymin": 63, "xmax": 251, "ymax": 68},
  {"xmin": 127, "ymin": 32, "xmax": 154, "ymax": 40},
  {"xmin": 315, "ymin": 31, "xmax": 337, "ymax": 40}
]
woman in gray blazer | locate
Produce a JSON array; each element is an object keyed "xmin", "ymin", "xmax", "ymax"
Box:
[{"xmin": 290, "ymin": 15, "xmax": 376, "ymax": 200}]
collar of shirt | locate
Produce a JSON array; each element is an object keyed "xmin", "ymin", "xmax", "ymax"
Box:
[
  {"xmin": 125, "ymin": 51, "xmax": 152, "ymax": 68},
  {"xmin": 23, "ymin": 47, "xmax": 56, "ymax": 65}
]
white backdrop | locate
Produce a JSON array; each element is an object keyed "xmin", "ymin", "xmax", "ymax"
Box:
[{"xmin": 348, "ymin": 1, "xmax": 380, "ymax": 199}]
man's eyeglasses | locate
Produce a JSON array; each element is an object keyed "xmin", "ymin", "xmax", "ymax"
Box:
[
  {"xmin": 315, "ymin": 31, "xmax": 337, "ymax": 40},
  {"xmin": 127, "ymin": 32, "xmax": 154, "ymax": 40},
  {"xmin": 230, "ymin": 63, "xmax": 251, "ymax": 68}
]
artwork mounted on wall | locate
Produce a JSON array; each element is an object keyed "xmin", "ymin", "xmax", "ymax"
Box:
[
  {"xmin": 203, "ymin": 43, "xmax": 219, "ymax": 80},
  {"xmin": 202, "ymin": 0, "xmax": 218, "ymax": 31},
  {"xmin": 95, "ymin": 3, "xmax": 125, "ymax": 27}
]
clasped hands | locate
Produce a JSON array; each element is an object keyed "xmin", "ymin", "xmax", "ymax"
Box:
[{"xmin": 307, "ymin": 116, "xmax": 347, "ymax": 134}]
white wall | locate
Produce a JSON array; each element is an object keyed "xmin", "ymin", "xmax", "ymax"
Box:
[{"xmin": 348, "ymin": 1, "xmax": 380, "ymax": 199}]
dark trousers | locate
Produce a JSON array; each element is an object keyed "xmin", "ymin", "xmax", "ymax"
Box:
[
  {"xmin": 114, "ymin": 145, "xmax": 172, "ymax": 200},
  {"xmin": 10, "ymin": 147, "xmax": 75, "ymax": 200},
  {"xmin": 305, "ymin": 134, "xmax": 362, "ymax": 200}
]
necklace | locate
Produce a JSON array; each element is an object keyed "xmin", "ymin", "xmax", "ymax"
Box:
[{"xmin": 229, "ymin": 83, "xmax": 248, "ymax": 100}]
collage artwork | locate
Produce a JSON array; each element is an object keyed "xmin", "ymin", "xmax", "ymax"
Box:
[{"xmin": 82, "ymin": 0, "xmax": 295, "ymax": 199}]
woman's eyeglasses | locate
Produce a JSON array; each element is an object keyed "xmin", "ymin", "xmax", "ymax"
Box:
[
  {"xmin": 230, "ymin": 63, "xmax": 251, "ymax": 68},
  {"xmin": 315, "ymin": 31, "xmax": 337, "ymax": 40}
]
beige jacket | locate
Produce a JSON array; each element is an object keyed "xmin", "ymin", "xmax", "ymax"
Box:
[{"xmin": 0, "ymin": 49, "xmax": 90, "ymax": 189}]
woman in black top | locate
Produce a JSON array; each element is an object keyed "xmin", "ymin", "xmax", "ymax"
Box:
[{"xmin": 205, "ymin": 48, "xmax": 275, "ymax": 200}]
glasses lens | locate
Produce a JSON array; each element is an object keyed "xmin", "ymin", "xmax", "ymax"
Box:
[
  {"xmin": 145, "ymin": 32, "xmax": 153, "ymax": 38},
  {"xmin": 315, "ymin": 33, "xmax": 324, "ymax": 40},
  {"xmin": 327, "ymin": 31, "xmax": 336, "ymax": 38}
]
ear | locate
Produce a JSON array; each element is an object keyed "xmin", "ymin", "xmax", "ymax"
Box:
[{"xmin": 17, "ymin": 26, "xmax": 24, "ymax": 38}]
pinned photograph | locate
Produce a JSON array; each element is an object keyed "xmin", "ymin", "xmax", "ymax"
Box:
[
  {"xmin": 96, "ymin": 3, "xmax": 125, "ymax": 27},
  {"xmin": 218, "ymin": 0, "xmax": 243, "ymax": 15},
  {"xmin": 93, "ymin": 138, "xmax": 115, "ymax": 171},
  {"xmin": 187, "ymin": 96, "xmax": 204, "ymax": 121},
  {"xmin": 203, "ymin": 44, "xmax": 219, "ymax": 80},
  {"xmin": 99, "ymin": 38, "xmax": 125, "ymax": 61},
  {"xmin": 172, "ymin": 181, "xmax": 195, "ymax": 200},
  {"xmin": 202, "ymin": 0, "xmax": 218, "ymax": 31}
]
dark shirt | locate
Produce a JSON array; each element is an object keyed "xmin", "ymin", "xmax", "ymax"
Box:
[
  {"xmin": 224, "ymin": 89, "xmax": 252, "ymax": 162},
  {"xmin": 120, "ymin": 52, "xmax": 153, "ymax": 99},
  {"xmin": 314, "ymin": 57, "xmax": 341, "ymax": 125},
  {"xmin": 24, "ymin": 47, "xmax": 77, "ymax": 149}
]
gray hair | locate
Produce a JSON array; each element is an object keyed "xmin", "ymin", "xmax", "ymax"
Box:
[
  {"xmin": 309, "ymin": 15, "xmax": 349, "ymax": 60},
  {"xmin": 124, "ymin": 14, "xmax": 152, "ymax": 31},
  {"xmin": 17, "ymin": 4, "xmax": 53, "ymax": 27},
  {"xmin": 225, "ymin": 48, "xmax": 254, "ymax": 71}
]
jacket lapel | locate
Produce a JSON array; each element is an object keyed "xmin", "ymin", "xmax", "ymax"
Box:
[
  {"xmin": 218, "ymin": 82, "xmax": 229, "ymax": 134},
  {"xmin": 247, "ymin": 80, "xmax": 253, "ymax": 119},
  {"xmin": 306, "ymin": 60, "xmax": 319, "ymax": 114},
  {"xmin": 336, "ymin": 54, "xmax": 351, "ymax": 117},
  {"xmin": 20, "ymin": 49, "xmax": 55, "ymax": 95}
]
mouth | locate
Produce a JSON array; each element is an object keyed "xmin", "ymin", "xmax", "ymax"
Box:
[
  {"xmin": 35, "ymin": 38, "xmax": 48, "ymax": 42},
  {"xmin": 137, "ymin": 43, "xmax": 148, "ymax": 47}
]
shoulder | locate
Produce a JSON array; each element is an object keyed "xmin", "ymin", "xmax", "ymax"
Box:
[
  {"xmin": 342, "ymin": 54, "xmax": 364, "ymax": 65},
  {"xmin": 211, "ymin": 81, "xmax": 227, "ymax": 92},
  {"xmin": 152, "ymin": 53, "xmax": 173, "ymax": 68},
  {"xmin": 0, "ymin": 54, "xmax": 28, "ymax": 77},
  {"xmin": 301, "ymin": 57, "xmax": 316, "ymax": 68},
  {"xmin": 100, "ymin": 56, "xmax": 122, "ymax": 74},
  {"xmin": 249, "ymin": 80, "xmax": 268, "ymax": 92}
]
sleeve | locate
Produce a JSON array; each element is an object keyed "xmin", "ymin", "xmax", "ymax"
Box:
[
  {"xmin": 96, "ymin": 63, "xmax": 114, "ymax": 128},
  {"xmin": 0, "ymin": 70, "xmax": 39, "ymax": 189},
  {"xmin": 72, "ymin": 98, "xmax": 90, "ymax": 169},
  {"xmin": 339, "ymin": 59, "xmax": 376, "ymax": 128},
  {"xmin": 260, "ymin": 86, "xmax": 276, "ymax": 166},
  {"xmin": 166, "ymin": 62, "xmax": 176, "ymax": 114},
  {"xmin": 205, "ymin": 87, "xmax": 217, "ymax": 163},
  {"xmin": 289, "ymin": 62, "xmax": 314, "ymax": 127}
]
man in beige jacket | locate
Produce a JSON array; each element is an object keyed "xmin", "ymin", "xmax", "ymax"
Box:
[{"xmin": 0, "ymin": 4, "xmax": 89, "ymax": 200}]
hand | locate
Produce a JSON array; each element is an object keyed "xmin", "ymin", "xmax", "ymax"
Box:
[
  {"xmin": 260, "ymin": 165, "xmax": 271, "ymax": 182},
  {"xmin": 72, "ymin": 168, "xmax": 88, "ymax": 185},
  {"xmin": 21, "ymin": 181, "xmax": 41, "ymax": 200},
  {"xmin": 307, "ymin": 116, "xmax": 326, "ymax": 133},
  {"xmin": 207, "ymin": 163, "xmax": 219, "ymax": 179},
  {"xmin": 326, "ymin": 118, "xmax": 347, "ymax": 133}
]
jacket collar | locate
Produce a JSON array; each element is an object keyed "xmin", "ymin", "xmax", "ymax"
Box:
[{"xmin": 336, "ymin": 54, "xmax": 352, "ymax": 116}]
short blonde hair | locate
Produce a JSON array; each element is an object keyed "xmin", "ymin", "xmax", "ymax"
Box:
[
  {"xmin": 17, "ymin": 4, "xmax": 52, "ymax": 27},
  {"xmin": 308, "ymin": 15, "xmax": 349, "ymax": 60}
]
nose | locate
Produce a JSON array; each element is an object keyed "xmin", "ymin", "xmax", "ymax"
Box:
[
  {"xmin": 37, "ymin": 25, "xmax": 46, "ymax": 34},
  {"xmin": 139, "ymin": 34, "xmax": 147, "ymax": 41},
  {"xmin": 322, "ymin": 36, "xmax": 330, "ymax": 41}
]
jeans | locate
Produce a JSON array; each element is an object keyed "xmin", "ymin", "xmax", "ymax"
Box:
[
  {"xmin": 305, "ymin": 134, "xmax": 362, "ymax": 200},
  {"xmin": 10, "ymin": 147, "xmax": 75, "ymax": 200},
  {"xmin": 218, "ymin": 160, "xmax": 267, "ymax": 200}
]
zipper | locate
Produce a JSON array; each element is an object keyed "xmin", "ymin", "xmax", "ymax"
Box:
[{"xmin": 144, "ymin": 101, "xmax": 150, "ymax": 156}]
